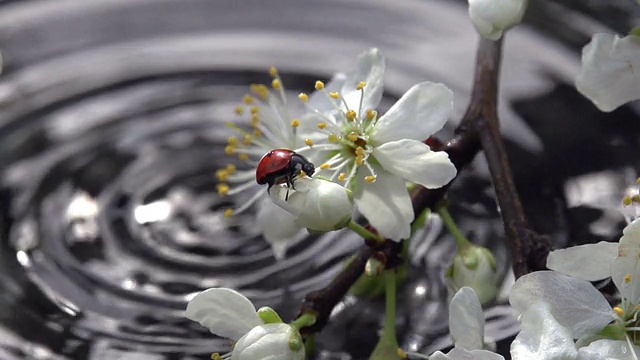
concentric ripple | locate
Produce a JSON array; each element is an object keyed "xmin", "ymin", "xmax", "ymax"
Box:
[{"xmin": 0, "ymin": 0, "xmax": 629, "ymax": 359}]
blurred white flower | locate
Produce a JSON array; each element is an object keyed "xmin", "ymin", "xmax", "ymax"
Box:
[
  {"xmin": 468, "ymin": 0, "xmax": 527, "ymax": 40},
  {"xmin": 185, "ymin": 287, "xmax": 304, "ymax": 360},
  {"xmin": 299, "ymin": 48, "xmax": 456, "ymax": 241},
  {"xmin": 576, "ymin": 32, "xmax": 640, "ymax": 112},
  {"xmin": 409, "ymin": 287, "xmax": 504, "ymax": 360},
  {"xmin": 509, "ymin": 218, "xmax": 640, "ymax": 360},
  {"xmin": 446, "ymin": 245, "xmax": 500, "ymax": 304},
  {"xmin": 269, "ymin": 177, "xmax": 354, "ymax": 232},
  {"xmin": 216, "ymin": 69, "xmax": 313, "ymax": 259}
]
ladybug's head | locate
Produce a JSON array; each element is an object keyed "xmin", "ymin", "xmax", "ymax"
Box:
[{"xmin": 302, "ymin": 162, "xmax": 315, "ymax": 177}]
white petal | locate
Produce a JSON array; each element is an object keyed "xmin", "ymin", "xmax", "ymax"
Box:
[
  {"xmin": 468, "ymin": 0, "xmax": 527, "ymax": 40},
  {"xmin": 308, "ymin": 72, "xmax": 347, "ymax": 113},
  {"xmin": 353, "ymin": 167, "xmax": 413, "ymax": 241},
  {"xmin": 232, "ymin": 323, "xmax": 305, "ymax": 360},
  {"xmin": 185, "ymin": 288, "xmax": 262, "ymax": 341},
  {"xmin": 509, "ymin": 271, "xmax": 615, "ymax": 339},
  {"xmin": 449, "ymin": 287, "xmax": 484, "ymax": 351},
  {"xmin": 576, "ymin": 33, "xmax": 640, "ymax": 112},
  {"xmin": 611, "ymin": 219, "xmax": 640, "ymax": 304},
  {"xmin": 430, "ymin": 347, "xmax": 505, "ymax": 360},
  {"xmin": 269, "ymin": 177, "xmax": 354, "ymax": 232},
  {"xmin": 510, "ymin": 302, "xmax": 578, "ymax": 360},
  {"xmin": 576, "ymin": 339, "xmax": 640, "ymax": 360},
  {"xmin": 372, "ymin": 82, "xmax": 453, "ymax": 144},
  {"xmin": 546, "ymin": 242, "xmax": 619, "ymax": 281},
  {"xmin": 373, "ymin": 139, "xmax": 456, "ymax": 188},
  {"xmin": 256, "ymin": 197, "xmax": 304, "ymax": 260},
  {"xmin": 341, "ymin": 48, "xmax": 385, "ymax": 112}
]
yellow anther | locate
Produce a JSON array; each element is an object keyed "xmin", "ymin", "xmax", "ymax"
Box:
[
  {"xmin": 215, "ymin": 169, "xmax": 229, "ymax": 181},
  {"xmin": 633, "ymin": 194, "xmax": 640, "ymax": 203},
  {"xmin": 243, "ymin": 135, "xmax": 253, "ymax": 146},
  {"xmin": 355, "ymin": 155, "xmax": 364, "ymax": 166},
  {"xmin": 291, "ymin": 118, "xmax": 300, "ymax": 128},
  {"xmin": 320, "ymin": 163, "xmax": 331, "ymax": 170},
  {"xmin": 300, "ymin": 170, "xmax": 307, "ymax": 178},
  {"xmin": 328, "ymin": 134, "xmax": 340, "ymax": 143},
  {"xmin": 298, "ymin": 93, "xmax": 309, "ymax": 103},
  {"xmin": 217, "ymin": 184, "xmax": 230, "ymax": 196},
  {"xmin": 251, "ymin": 115, "xmax": 260, "ymax": 127},
  {"xmin": 317, "ymin": 122, "xmax": 327, "ymax": 129},
  {"xmin": 224, "ymin": 209, "xmax": 234, "ymax": 218},
  {"xmin": 228, "ymin": 136, "xmax": 239, "ymax": 146},
  {"xmin": 234, "ymin": 105, "xmax": 244, "ymax": 115},
  {"xmin": 243, "ymin": 94, "xmax": 255, "ymax": 104},
  {"xmin": 365, "ymin": 175, "xmax": 377, "ymax": 183},
  {"xmin": 356, "ymin": 81, "xmax": 367, "ymax": 90},
  {"xmin": 624, "ymin": 195, "xmax": 633, "ymax": 206},
  {"xmin": 366, "ymin": 109, "xmax": 377, "ymax": 120},
  {"xmin": 271, "ymin": 78, "xmax": 282, "ymax": 90},
  {"xmin": 397, "ymin": 348, "xmax": 408, "ymax": 359},
  {"xmin": 329, "ymin": 92, "xmax": 340, "ymax": 99},
  {"xmin": 338, "ymin": 172, "xmax": 347, "ymax": 181},
  {"xmin": 254, "ymin": 129, "xmax": 262, "ymax": 137},
  {"xmin": 355, "ymin": 146, "xmax": 365, "ymax": 156},
  {"xmin": 250, "ymin": 106, "xmax": 260, "ymax": 114},
  {"xmin": 226, "ymin": 164, "xmax": 236, "ymax": 173},
  {"xmin": 239, "ymin": 153, "xmax": 249, "ymax": 161},
  {"xmin": 250, "ymin": 84, "xmax": 270, "ymax": 100},
  {"xmin": 626, "ymin": 274, "xmax": 632, "ymax": 283},
  {"xmin": 224, "ymin": 145, "xmax": 236, "ymax": 155},
  {"xmin": 315, "ymin": 81, "xmax": 325, "ymax": 90},
  {"xmin": 636, "ymin": 177, "xmax": 640, "ymax": 185},
  {"xmin": 304, "ymin": 138, "xmax": 314, "ymax": 147},
  {"xmin": 347, "ymin": 131, "xmax": 359, "ymax": 142},
  {"xmin": 346, "ymin": 110, "xmax": 357, "ymax": 121},
  {"xmin": 269, "ymin": 66, "xmax": 278, "ymax": 77},
  {"xmin": 614, "ymin": 306, "xmax": 625, "ymax": 317}
]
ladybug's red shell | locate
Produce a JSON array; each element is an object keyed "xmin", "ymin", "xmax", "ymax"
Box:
[{"xmin": 256, "ymin": 149, "xmax": 296, "ymax": 185}]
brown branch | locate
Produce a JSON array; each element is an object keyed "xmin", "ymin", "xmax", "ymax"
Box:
[{"xmin": 297, "ymin": 36, "xmax": 550, "ymax": 335}]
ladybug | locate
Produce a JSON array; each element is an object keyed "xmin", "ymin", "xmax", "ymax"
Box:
[{"xmin": 256, "ymin": 149, "xmax": 315, "ymax": 200}]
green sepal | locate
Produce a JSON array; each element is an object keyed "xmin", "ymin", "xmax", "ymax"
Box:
[
  {"xmin": 288, "ymin": 328, "xmax": 304, "ymax": 352},
  {"xmin": 257, "ymin": 306, "xmax": 283, "ymax": 324}
]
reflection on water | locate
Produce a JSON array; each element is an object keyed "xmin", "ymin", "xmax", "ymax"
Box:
[{"xmin": 0, "ymin": 0, "xmax": 637, "ymax": 359}]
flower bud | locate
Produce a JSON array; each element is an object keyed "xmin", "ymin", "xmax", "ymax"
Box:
[
  {"xmin": 232, "ymin": 323, "xmax": 305, "ymax": 360},
  {"xmin": 468, "ymin": 0, "xmax": 527, "ymax": 40},
  {"xmin": 446, "ymin": 245, "xmax": 499, "ymax": 304},
  {"xmin": 269, "ymin": 177, "xmax": 355, "ymax": 232}
]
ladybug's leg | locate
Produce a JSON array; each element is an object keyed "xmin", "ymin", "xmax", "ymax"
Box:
[{"xmin": 285, "ymin": 175, "xmax": 294, "ymax": 201}]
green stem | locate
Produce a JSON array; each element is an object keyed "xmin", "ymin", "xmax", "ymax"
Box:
[
  {"xmin": 437, "ymin": 203, "xmax": 472, "ymax": 252},
  {"xmin": 347, "ymin": 220, "xmax": 384, "ymax": 244},
  {"xmin": 290, "ymin": 313, "xmax": 317, "ymax": 331},
  {"xmin": 381, "ymin": 269, "xmax": 397, "ymax": 343}
]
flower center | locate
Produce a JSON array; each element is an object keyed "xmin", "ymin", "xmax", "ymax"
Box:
[{"xmin": 298, "ymin": 80, "xmax": 379, "ymax": 186}]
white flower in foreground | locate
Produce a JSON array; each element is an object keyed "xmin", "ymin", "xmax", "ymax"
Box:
[
  {"xmin": 269, "ymin": 177, "xmax": 354, "ymax": 232},
  {"xmin": 185, "ymin": 287, "xmax": 304, "ymax": 360},
  {"xmin": 216, "ymin": 69, "xmax": 311, "ymax": 259},
  {"xmin": 298, "ymin": 48, "xmax": 457, "ymax": 241},
  {"xmin": 468, "ymin": 0, "xmax": 527, "ymax": 40},
  {"xmin": 510, "ymin": 300, "xmax": 638, "ymax": 360},
  {"xmin": 407, "ymin": 287, "xmax": 503, "ymax": 359},
  {"xmin": 446, "ymin": 245, "xmax": 499, "ymax": 304},
  {"xmin": 576, "ymin": 32, "xmax": 640, "ymax": 112}
]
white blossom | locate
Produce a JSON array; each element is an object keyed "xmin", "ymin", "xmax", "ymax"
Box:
[
  {"xmin": 468, "ymin": 0, "xmax": 527, "ymax": 40},
  {"xmin": 576, "ymin": 33, "xmax": 640, "ymax": 112},
  {"xmin": 216, "ymin": 70, "xmax": 310, "ymax": 259},
  {"xmin": 298, "ymin": 48, "xmax": 456, "ymax": 241},
  {"xmin": 185, "ymin": 287, "xmax": 304, "ymax": 360},
  {"xmin": 269, "ymin": 177, "xmax": 354, "ymax": 232}
]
